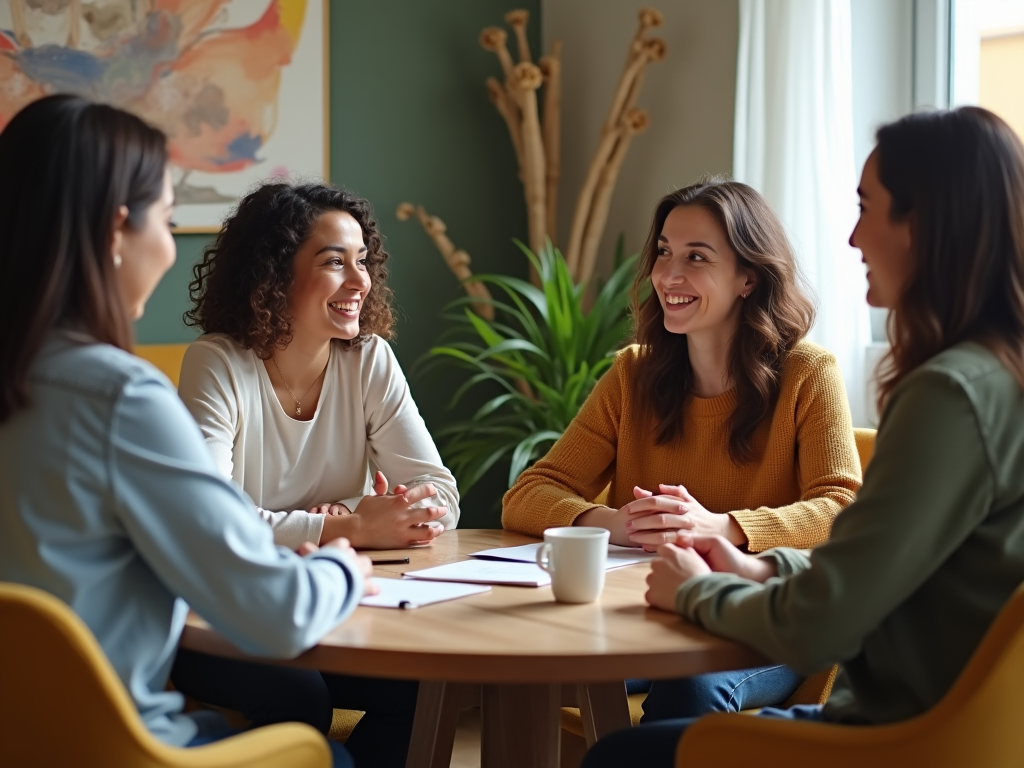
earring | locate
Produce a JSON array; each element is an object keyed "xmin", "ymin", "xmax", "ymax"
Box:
[
  {"xmin": 741, "ymin": 291, "xmax": 749, "ymax": 299},
  {"xmin": 113, "ymin": 253, "xmax": 122, "ymax": 269}
]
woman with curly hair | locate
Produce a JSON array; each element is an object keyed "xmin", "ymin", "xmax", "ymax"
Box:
[
  {"xmin": 172, "ymin": 182, "xmax": 455, "ymax": 768},
  {"xmin": 503, "ymin": 179, "xmax": 862, "ymax": 717}
]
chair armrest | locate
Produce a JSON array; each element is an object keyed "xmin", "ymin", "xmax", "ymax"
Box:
[{"xmin": 156, "ymin": 722, "xmax": 330, "ymax": 768}]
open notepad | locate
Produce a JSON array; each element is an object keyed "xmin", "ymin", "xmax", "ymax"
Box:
[
  {"xmin": 360, "ymin": 577, "xmax": 491, "ymax": 608},
  {"xmin": 403, "ymin": 560, "xmax": 552, "ymax": 587},
  {"xmin": 469, "ymin": 542, "xmax": 655, "ymax": 570},
  {"xmin": 402, "ymin": 543, "xmax": 655, "ymax": 588}
]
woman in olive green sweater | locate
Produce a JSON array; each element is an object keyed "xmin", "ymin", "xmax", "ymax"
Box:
[{"xmin": 584, "ymin": 106, "xmax": 1024, "ymax": 767}]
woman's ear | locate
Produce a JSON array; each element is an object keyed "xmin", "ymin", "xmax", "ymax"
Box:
[
  {"xmin": 741, "ymin": 270, "xmax": 757, "ymax": 299},
  {"xmin": 109, "ymin": 205, "xmax": 129, "ymax": 266}
]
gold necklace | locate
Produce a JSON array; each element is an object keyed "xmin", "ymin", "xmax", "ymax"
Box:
[{"xmin": 271, "ymin": 355, "xmax": 329, "ymax": 417}]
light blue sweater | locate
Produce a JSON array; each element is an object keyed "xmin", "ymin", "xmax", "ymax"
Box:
[{"xmin": 0, "ymin": 334, "xmax": 364, "ymax": 746}]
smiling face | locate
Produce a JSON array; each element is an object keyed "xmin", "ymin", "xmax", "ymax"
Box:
[
  {"xmin": 650, "ymin": 205, "xmax": 753, "ymax": 339},
  {"xmin": 286, "ymin": 211, "xmax": 370, "ymax": 344},
  {"xmin": 850, "ymin": 150, "xmax": 914, "ymax": 309}
]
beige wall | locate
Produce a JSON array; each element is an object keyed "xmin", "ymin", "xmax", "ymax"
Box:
[
  {"xmin": 980, "ymin": 32, "xmax": 1024, "ymax": 141},
  {"xmin": 542, "ymin": 0, "xmax": 738, "ymax": 275}
]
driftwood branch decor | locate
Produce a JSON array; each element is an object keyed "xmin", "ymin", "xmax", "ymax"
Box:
[
  {"xmin": 399, "ymin": 7, "xmax": 664, "ymax": 314},
  {"xmin": 395, "ymin": 203, "xmax": 495, "ymax": 321}
]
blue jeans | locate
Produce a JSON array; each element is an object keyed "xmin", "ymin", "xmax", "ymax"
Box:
[
  {"xmin": 582, "ymin": 704, "xmax": 827, "ymax": 768},
  {"xmin": 184, "ymin": 709, "xmax": 353, "ymax": 768},
  {"xmin": 172, "ymin": 649, "xmax": 416, "ymax": 768},
  {"xmin": 630, "ymin": 665, "xmax": 804, "ymax": 721}
]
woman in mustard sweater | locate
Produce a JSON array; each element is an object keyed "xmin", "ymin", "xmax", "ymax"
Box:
[{"xmin": 503, "ymin": 179, "xmax": 862, "ymax": 717}]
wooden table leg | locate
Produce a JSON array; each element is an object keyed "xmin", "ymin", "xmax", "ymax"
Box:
[
  {"xmin": 576, "ymin": 682, "xmax": 631, "ymax": 747},
  {"xmin": 406, "ymin": 681, "xmax": 480, "ymax": 768},
  {"xmin": 480, "ymin": 683, "xmax": 561, "ymax": 768}
]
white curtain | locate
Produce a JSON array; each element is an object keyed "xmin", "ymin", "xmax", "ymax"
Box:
[{"xmin": 734, "ymin": 0, "xmax": 871, "ymax": 427}]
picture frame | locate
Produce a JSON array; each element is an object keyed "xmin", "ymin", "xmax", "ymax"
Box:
[{"xmin": 0, "ymin": 0, "xmax": 330, "ymax": 233}]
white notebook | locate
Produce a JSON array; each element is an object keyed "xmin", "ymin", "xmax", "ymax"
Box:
[
  {"xmin": 360, "ymin": 577, "xmax": 491, "ymax": 608},
  {"xmin": 470, "ymin": 542, "xmax": 655, "ymax": 570},
  {"xmin": 403, "ymin": 559, "xmax": 552, "ymax": 587}
]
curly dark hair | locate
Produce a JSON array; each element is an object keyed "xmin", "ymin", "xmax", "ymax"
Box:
[
  {"xmin": 632, "ymin": 179, "xmax": 815, "ymax": 464},
  {"xmin": 185, "ymin": 182, "xmax": 395, "ymax": 357}
]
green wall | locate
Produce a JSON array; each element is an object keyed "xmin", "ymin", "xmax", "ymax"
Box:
[{"xmin": 135, "ymin": 1, "xmax": 541, "ymax": 527}]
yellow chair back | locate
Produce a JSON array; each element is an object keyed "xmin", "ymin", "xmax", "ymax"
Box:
[
  {"xmin": 135, "ymin": 343, "xmax": 190, "ymax": 387},
  {"xmin": 678, "ymin": 581, "xmax": 1024, "ymax": 767},
  {"xmin": 853, "ymin": 427, "xmax": 876, "ymax": 472},
  {"xmin": 0, "ymin": 582, "xmax": 329, "ymax": 768}
]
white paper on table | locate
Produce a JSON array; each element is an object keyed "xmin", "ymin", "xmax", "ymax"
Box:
[
  {"xmin": 359, "ymin": 577, "xmax": 491, "ymax": 608},
  {"xmin": 469, "ymin": 542, "xmax": 655, "ymax": 570},
  {"xmin": 403, "ymin": 559, "xmax": 552, "ymax": 587}
]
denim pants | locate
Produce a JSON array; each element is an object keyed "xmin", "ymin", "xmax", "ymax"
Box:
[
  {"xmin": 184, "ymin": 709, "xmax": 353, "ymax": 768},
  {"xmin": 582, "ymin": 704, "xmax": 827, "ymax": 768},
  {"xmin": 172, "ymin": 648, "xmax": 417, "ymax": 768},
  {"xmin": 638, "ymin": 664, "xmax": 804, "ymax": 721}
]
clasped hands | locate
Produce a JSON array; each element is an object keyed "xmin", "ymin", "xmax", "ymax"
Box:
[
  {"xmin": 309, "ymin": 470, "xmax": 446, "ymax": 550},
  {"xmin": 615, "ymin": 483, "xmax": 746, "ymax": 551},
  {"xmin": 611, "ymin": 484, "xmax": 775, "ymax": 612}
]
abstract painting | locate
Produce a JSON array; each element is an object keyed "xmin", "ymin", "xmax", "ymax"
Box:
[{"xmin": 0, "ymin": 0, "xmax": 327, "ymax": 231}]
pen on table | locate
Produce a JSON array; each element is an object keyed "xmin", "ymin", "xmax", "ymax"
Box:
[
  {"xmin": 371, "ymin": 557, "xmax": 410, "ymax": 565},
  {"xmin": 398, "ymin": 600, "xmax": 419, "ymax": 610}
]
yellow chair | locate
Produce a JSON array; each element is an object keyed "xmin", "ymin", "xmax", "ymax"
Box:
[
  {"xmin": 853, "ymin": 427, "xmax": 876, "ymax": 472},
  {"xmin": 677, "ymin": 581, "xmax": 1024, "ymax": 767},
  {"xmin": 0, "ymin": 582, "xmax": 330, "ymax": 768},
  {"xmin": 135, "ymin": 343, "xmax": 190, "ymax": 387}
]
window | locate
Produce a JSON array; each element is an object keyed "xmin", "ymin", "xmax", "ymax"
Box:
[{"xmin": 952, "ymin": 0, "xmax": 1024, "ymax": 139}]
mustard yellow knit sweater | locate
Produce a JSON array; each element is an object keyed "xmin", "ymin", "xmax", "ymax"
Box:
[{"xmin": 502, "ymin": 341, "xmax": 861, "ymax": 552}]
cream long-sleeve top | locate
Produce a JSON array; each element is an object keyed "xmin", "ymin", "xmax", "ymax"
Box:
[{"xmin": 178, "ymin": 333, "xmax": 460, "ymax": 550}]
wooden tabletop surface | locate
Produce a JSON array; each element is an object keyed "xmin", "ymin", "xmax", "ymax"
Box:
[{"xmin": 181, "ymin": 529, "xmax": 766, "ymax": 683}]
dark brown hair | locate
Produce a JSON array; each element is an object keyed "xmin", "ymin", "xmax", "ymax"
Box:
[
  {"xmin": 0, "ymin": 94, "xmax": 168, "ymax": 423},
  {"xmin": 185, "ymin": 183, "xmax": 394, "ymax": 357},
  {"xmin": 875, "ymin": 107, "xmax": 1024, "ymax": 411},
  {"xmin": 632, "ymin": 179, "xmax": 815, "ymax": 463}
]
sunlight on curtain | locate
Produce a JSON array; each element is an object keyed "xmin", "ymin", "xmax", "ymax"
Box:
[{"xmin": 734, "ymin": 0, "xmax": 871, "ymax": 426}]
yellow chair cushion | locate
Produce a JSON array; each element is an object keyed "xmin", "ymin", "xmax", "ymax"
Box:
[
  {"xmin": 184, "ymin": 695, "xmax": 363, "ymax": 745},
  {"xmin": 328, "ymin": 709, "xmax": 364, "ymax": 743},
  {"xmin": 560, "ymin": 692, "xmax": 647, "ymax": 738},
  {"xmin": 677, "ymin": 583, "xmax": 1024, "ymax": 767},
  {"xmin": 2, "ymin": 582, "xmax": 329, "ymax": 768},
  {"xmin": 134, "ymin": 343, "xmax": 190, "ymax": 387}
]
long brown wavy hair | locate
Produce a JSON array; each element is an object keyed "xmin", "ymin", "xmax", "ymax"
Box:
[
  {"xmin": 632, "ymin": 179, "xmax": 815, "ymax": 463},
  {"xmin": 0, "ymin": 95, "xmax": 167, "ymax": 424},
  {"xmin": 874, "ymin": 107, "xmax": 1024, "ymax": 411},
  {"xmin": 185, "ymin": 182, "xmax": 395, "ymax": 358}
]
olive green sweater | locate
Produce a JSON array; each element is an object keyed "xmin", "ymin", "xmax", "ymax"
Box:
[{"xmin": 676, "ymin": 342, "xmax": 1024, "ymax": 724}]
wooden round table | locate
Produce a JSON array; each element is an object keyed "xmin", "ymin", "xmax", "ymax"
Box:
[{"xmin": 182, "ymin": 529, "xmax": 766, "ymax": 768}]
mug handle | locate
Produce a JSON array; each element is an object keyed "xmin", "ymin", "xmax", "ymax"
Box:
[{"xmin": 536, "ymin": 542, "xmax": 554, "ymax": 574}]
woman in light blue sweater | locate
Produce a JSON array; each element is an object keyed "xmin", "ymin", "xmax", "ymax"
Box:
[
  {"xmin": 0, "ymin": 96, "xmax": 369, "ymax": 767},
  {"xmin": 585, "ymin": 107, "xmax": 1024, "ymax": 766}
]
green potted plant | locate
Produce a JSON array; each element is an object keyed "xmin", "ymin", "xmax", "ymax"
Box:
[{"xmin": 420, "ymin": 241, "xmax": 637, "ymax": 494}]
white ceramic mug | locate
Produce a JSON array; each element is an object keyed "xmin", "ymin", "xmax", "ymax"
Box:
[{"xmin": 535, "ymin": 526, "xmax": 610, "ymax": 603}]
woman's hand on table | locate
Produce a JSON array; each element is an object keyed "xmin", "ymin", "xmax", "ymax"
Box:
[
  {"xmin": 644, "ymin": 533, "xmax": 778, "ymax": 612},
  {"xmin": 645, "ymin": 542, "xmax": 710, "ymax": 610},
  {"xmin": 299, "ymin": 538, "xmax": 380, "ymax": 596},
  {"xmin": 674, "ymin": 533, "xmax": 777, "ymax": 582},
  {"xmin": 625, "ymin": 484, "xmax": 747, "ymax": 551},
  {"xmin": 320, "ymin": 472, "xmax": 446, "ymax": 549}
]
